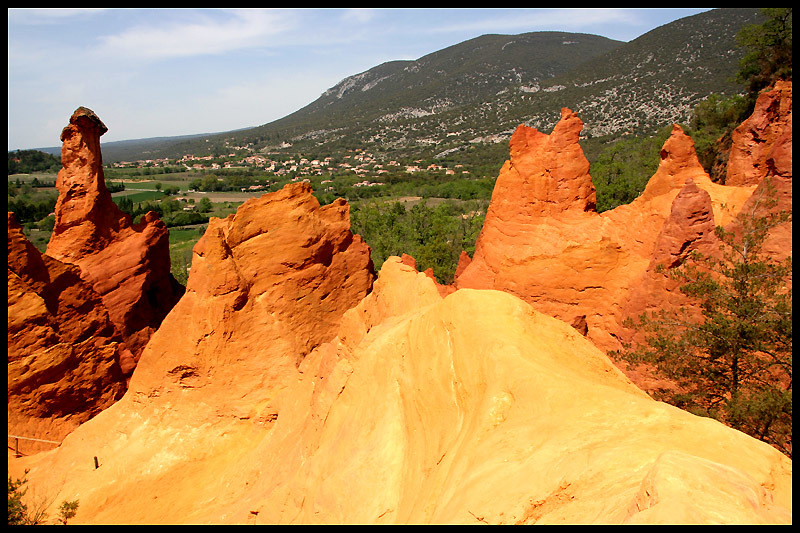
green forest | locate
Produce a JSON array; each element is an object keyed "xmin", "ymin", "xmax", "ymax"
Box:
[{"xmin": 8, "ymin": 149, "xmax": 61, "ymax": 175}]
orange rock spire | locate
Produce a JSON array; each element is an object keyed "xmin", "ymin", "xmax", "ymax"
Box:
[
  {"xmin": 46, "ymin": 107, "xmax": 183, "ymax": 368},
  {"xmin": 456, "ymin": 108, "xmax": 763, "ymax": 353}
]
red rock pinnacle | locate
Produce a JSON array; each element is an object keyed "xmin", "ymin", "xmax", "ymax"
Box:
[{"xmin": 46, "ymin": 107, "xmax": 183, "ymax": 370}]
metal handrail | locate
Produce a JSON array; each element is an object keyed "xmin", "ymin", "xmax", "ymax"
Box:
[
  {"xmin": 8, "ymin": 434, "xmax": 62, "ymax": 444},
  {"xmin": 8, "ymin": 434, "xmax": 62, "ymax": 457}
]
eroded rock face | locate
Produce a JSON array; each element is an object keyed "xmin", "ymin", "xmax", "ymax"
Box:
[
  {"xmin": 127, "ymin": 182, "xmax": 376, "ymax": 409},
  {"xmin": 45, "ymin": 107, "xmax": 183, "ymax": 367},
  {"xmin": 649, "ymin": 178, "xmax": 717, "ymax": 269},
  {"xmin": 495, "ymin": 108, "xmax": 597, "ymax": 217},
  {"xmin": 47, "ymin": 107, "xmax": 118, "ymax": 258},
  {"xmin": 6, "ymin": 93, "xmax": 792, "ymax": 525},
  {"xmin": 8, "ymin": 212, "xmax": 127, "ymax": 450},
  {"xmin": 621, "ymin": 81, "xmax": 792, "ymax": 345},
  {"xmin": 458, "ymin": 109, "xmax": 598, "ymax": 291},
  {"xmin": 618, "ymin": 179, "xmax": 718, "ymax": 352},
  {"xmin": 726, "ymin": 80, "xmax": 793, "ymax": 186},
  {"xmin": 455, "ymin": 109, "xmax": 763, "ymax": 353},
  {"xmin": 726, "ymin": 82, "xmax": 792, "ymax": 262}
]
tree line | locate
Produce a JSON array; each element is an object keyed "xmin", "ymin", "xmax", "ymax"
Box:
[
  {"xmin": 115, "ymin": 196, "xmax": 210, "ymax": 228},
  {"xmin": 8, "ymin": 149, "xmax": 61, "ymax": 175},
  {"xmin": 350, "ymin": 200, "xmax": 486, "ymax": 285}
]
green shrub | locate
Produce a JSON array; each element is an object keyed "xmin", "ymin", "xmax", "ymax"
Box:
[{"xmin": 8, "ymin": 470, "xmax": 80, "ymax": 525}]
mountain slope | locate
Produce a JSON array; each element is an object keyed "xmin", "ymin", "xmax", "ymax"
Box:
[
  {"xmin": 279, "ymin": 32, "xmax": 624, "ymax": 124},
  {"xmin": 168, "ymin": 31, "xmax": 622, "ymax": 161}
]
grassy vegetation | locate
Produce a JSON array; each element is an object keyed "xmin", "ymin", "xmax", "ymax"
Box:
[{"xmin": 168, "ymin": 226, "xmax": 206, "ymax": 285}]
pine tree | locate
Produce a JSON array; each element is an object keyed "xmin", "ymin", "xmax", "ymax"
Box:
[{"xmin": 616, "ymin": 181, "xmax": 792, "ymax": 456}]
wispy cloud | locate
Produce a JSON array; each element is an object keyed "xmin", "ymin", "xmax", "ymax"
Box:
[
  {"xmin": 96, "ymin": 9, "xmax": 298, "ymax": 61},
  {"xmin": 428, "ymin": 8, "xmax": 641, "ymax": 37},
  {"xmin": 7, "ymin": 8, "xmax": 109, "ymax": 24}
]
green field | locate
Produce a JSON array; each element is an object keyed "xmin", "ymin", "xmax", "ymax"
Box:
[
  {"xmin": 168, "ymin": 226, "xmax": 207, "ymax": 285},
  {"xmin": 112, "ymin": 190, "xmax": 164, "ymax": 202}
]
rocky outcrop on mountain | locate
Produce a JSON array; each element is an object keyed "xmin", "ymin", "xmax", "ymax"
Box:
[
  {"xmin": 647, "ymin": 178, "xmax": 718, "ymax": 271},
  {"xmin": 493, "ymin": 107, "xmax": 598, "ymax": 215},
  {"xmin": 617, "ymin": 179, "xmax": 718, "ymax": 353},
  {"xmin": 726, "ymin": 80, "xmax": 793, "ymax": 263},
  {"xmin": 726, "ymin": 80, "xmax": 793, "ymax": 186},
  {"xmin": 45, "ymin": 107, "xmax": 184, "ymax": 369},
  {"xmin": 623, "ymin": 80, "xmax": 792, "ymax": 340},
  {"xmin": 455, "ymin": 109, "xmax": 760, "ymax": 352},
  {"xmin": 8, "ymin": 212, "xmax": 127, "ymax": 451},
  {"xmin": 8, "ymin": 255, "xmax": 791, "ymax": 525}
]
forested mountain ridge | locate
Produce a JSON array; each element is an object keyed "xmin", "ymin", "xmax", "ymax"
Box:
[{"xmin": 81, "ymin": 8, "xmax": 762, "ymax": 165}]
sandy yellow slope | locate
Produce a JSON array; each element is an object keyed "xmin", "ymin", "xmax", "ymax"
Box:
[{"xmin": 9, "ymin": 258, "xmax": 791, "ymax": 525}]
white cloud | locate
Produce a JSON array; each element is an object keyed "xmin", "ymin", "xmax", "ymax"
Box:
[
  {"xmin": 428, "ymin": 8, "xmax": 641, "ymax": 38},
  {"xmin": 7, "ymin": 8, "xmax": 108, "ymax": 24},
  {"xmin": 96, "ymin": 9, "xmax": 297, "ymax": 61}
]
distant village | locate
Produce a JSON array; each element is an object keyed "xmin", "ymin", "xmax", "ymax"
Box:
[{"xmin": 110, "ymin": 145, "xmax": 470, "ymax": 192}]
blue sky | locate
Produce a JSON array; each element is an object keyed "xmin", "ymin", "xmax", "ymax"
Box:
[{"xmin": 8, "ymin": 8, "xmax": 712, "ymax": 151}]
